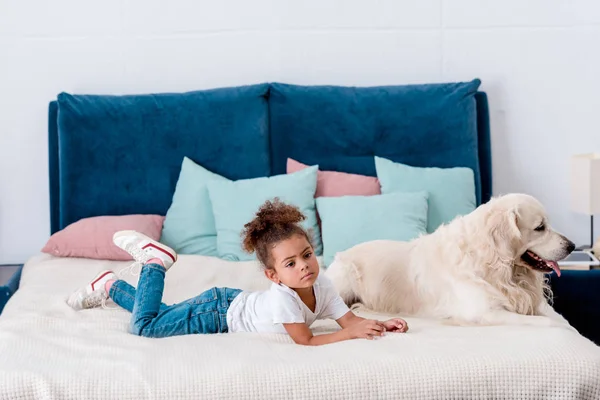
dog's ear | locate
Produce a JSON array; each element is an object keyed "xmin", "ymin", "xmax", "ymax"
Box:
[
  {"xmin": 504, "ymin": 207, "xmax": 522, "ymax": 240},
  {"xmin": 489, "ymin": 206, "xmax": 522, "ymax": 243},
  {"xmin": 484, "ymin": 206, "xmax": 523, "ymax": 261}
]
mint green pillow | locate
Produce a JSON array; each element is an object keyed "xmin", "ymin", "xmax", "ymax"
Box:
[
  {"xmin": 316, "ymin": 191, "xmax": 428, "ymax": 267},
  {"xmin": 207, "ymin": 166, "xmax": 321, "ymax": 261},
  {"xmin": 375, "ymin": 156, "xmax": 475, "ymax": 233},
  {"xmin": 160, "ymin": 157, "xmax": 229, "ymax": 256}
]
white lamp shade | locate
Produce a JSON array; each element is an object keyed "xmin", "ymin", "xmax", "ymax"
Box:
[{"xmin": 570, "ymin": 153, "xmax": 600, "ymax": 215}]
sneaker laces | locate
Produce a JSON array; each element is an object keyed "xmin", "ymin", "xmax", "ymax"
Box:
[
  {"xmin": 123, "ymin": 243, "xmax": 152, "ymax": 265},
  {"xmin": 82, "ymin": 291, "xmax": 109, "ymax": 309},
  {"xmin": 75, "ymin": 278, "xmax": 118, "ymax": 311},
  {"xmin": 115, "ymin": 243, "xmax": 152, "ymax": 279},
  {"xmin": 117, "ymin": 261, "xmax": 142, "ymax": 279}
]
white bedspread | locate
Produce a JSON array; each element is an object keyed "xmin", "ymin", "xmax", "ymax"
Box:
[{"xmin": 1, "ymin": 253, "xmax": 600, "ymax": 400}]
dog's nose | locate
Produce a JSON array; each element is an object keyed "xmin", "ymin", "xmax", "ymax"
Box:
[{"xmin": 566, "ymin": 240, "xmax": 576, "ymax": 254}]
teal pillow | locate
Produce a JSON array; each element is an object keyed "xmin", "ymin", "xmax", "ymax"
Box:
[
  {"xmin": 375, "ymin": 156, "xmax": 475, "ymax": 233},
  {"xmin": 207, "ymin": 166, "xmax": 321, "ymax": 261},
  {"xmin": 316, "ymin": 191, "xmax": 428, "ymax": 267},
  {"xmin": 160, "ymin": 157, "xmax": 229, "ymax": 256}
]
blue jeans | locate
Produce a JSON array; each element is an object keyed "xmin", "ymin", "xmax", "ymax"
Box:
[{"xmin": 109, "ymin": 263, "xmax": 242, "ymax": 338}]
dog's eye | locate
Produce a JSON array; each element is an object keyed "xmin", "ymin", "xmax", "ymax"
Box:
[{"xmin": 534, "ymin": 224, "xmax": 545, "ymax": 232}]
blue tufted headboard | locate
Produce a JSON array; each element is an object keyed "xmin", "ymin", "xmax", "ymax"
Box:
[{"xmin": 48, "ymin": 80, "xmax": 491, "ymax": 234}]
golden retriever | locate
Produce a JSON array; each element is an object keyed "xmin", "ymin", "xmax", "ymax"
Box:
[{"xmin": 326, "ymin": 193, "xmax": 576, "ymax": 328}]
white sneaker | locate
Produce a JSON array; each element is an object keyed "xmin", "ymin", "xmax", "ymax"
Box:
[
  {"xmin": 113, "ymin": 230, "xmax": 177, "ymax": 270},
  {"xmin": 67, "ymin": 270, "xmax": 116, "ymax": 310}
]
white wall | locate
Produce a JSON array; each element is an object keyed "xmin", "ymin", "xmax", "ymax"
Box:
[{"xmin": 1, "ymin": 1, "xmax": 600, "ymax": 264}]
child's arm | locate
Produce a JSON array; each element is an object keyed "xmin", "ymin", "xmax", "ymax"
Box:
[
  {"xmin": 336, "ymin": 310, "xmax": 366, "ymax": 328},
  {"xmin": 337, "ymin": 311, "xmax": 409, "ymax": 333},
  {"xmin": 283, "ymin": 319, "xmax": 385, "ymax": 346}
]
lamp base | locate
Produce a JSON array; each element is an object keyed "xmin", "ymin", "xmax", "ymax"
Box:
[{"xmin": 591, "ymin": 214, "xmax": 594, "ymax": 250}]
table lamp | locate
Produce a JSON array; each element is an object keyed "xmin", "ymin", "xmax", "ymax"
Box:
[{"xmin": 570, "ymin": 153, "xmax": 600, "ymax": 248}]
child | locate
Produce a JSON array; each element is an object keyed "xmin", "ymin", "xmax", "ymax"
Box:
[{"xmin": 67, "ymin": 199, "xmax": 408, "ymax": 345}]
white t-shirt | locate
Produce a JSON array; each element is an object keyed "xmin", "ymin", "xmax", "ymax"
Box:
[{"xmin": 226, "ymin": 272, "xmax": 350, "ymax": 334}]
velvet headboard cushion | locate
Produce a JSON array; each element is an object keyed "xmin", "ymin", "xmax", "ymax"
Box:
[
  {"xmin": 48, "ymin": 80, "xmax": 491, "ymax": 234},
  {"xmin": 50, "ymin": 84, "xmax": 270, "ymax": 233},
  {"xmin": 269, "ymin": 79, "xmax": 484, "ymax": 202}
]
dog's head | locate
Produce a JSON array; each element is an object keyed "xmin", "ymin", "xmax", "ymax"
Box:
[{"xmin": 484, "ymin": 193, "xmax": 575, "ymax": 276}]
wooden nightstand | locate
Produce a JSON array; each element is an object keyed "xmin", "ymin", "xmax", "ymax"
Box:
[{"xmin": 0, "ymin": 264, "xmax": 23, "ymax": 314}]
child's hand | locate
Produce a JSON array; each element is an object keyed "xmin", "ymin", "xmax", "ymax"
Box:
[
  {"xmin": 346, "ymin": 319, "xmax": 386, "ymax": 340},
  {"xmin": 382, "ymin": 318, "xmax": 409, "ymax": 333}
]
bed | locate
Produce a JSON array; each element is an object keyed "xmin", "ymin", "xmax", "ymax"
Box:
[
  {"xmin": 1, "ymin": 80, "xmax": 600, "ymax": 399},
  {"xmin": 2, "ymin": 254, "xmax": 600, "ymax": 399}
]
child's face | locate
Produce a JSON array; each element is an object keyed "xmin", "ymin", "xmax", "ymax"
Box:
[{"xmin": 265, "ymin": 234, "xmax": 320, "ymax": 289}]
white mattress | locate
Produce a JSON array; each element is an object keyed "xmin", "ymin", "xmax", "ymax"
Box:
[{"xmin": 1, "ymin": 253, "xmax": 600, "ymax": 400}]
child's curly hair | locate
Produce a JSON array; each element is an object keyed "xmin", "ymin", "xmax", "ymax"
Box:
[{"xmin": 242, "ymin": 198, "xmax": 312, "ymax": 269}]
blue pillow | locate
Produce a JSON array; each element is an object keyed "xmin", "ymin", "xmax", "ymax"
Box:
[
  {"xmin": 316, "ymin": 191, "xmax": 429, "ymax": 267},
  {"xmin": 160, "ymin": 157, "xmax": 228, "ymax": 256},
  {"xmin": 375, "ymin": 156, "xmax": 475, "ymax": 233},
  {"xmin": 207, "ymin": 166, "xmax": 321, "ymax": 261}
]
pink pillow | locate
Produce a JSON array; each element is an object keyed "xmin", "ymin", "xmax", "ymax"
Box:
[
  {"xmin": 42, "ymin": 215, "xmax": 165, "ymax": 261},
  {"xmin": 287, "ymin": 158, "xmax": 381, "ymax": 197}
]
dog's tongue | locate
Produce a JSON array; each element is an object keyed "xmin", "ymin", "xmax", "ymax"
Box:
[{"xmin": 548, "ymin": 260, "xmax": 561, "ymax": 277}]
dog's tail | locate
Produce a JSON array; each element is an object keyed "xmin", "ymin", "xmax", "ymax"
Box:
[{"xmin": 326, "ymin": 255, "xmax": 362, "ymax": 306}]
